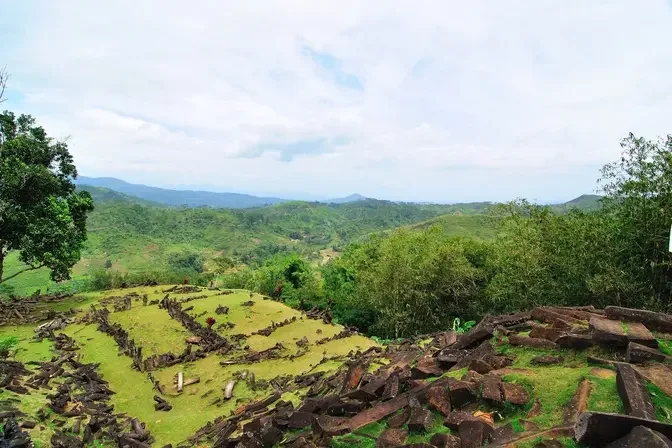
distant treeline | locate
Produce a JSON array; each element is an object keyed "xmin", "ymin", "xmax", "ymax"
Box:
[{"xmin": 213, "ymin": 134, "xmax": 672, "ymax": 339}]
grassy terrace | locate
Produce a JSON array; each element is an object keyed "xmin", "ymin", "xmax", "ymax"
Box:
[{"xmin": 0, "ymin": 286, "xmax": 377, "ymax": 446}]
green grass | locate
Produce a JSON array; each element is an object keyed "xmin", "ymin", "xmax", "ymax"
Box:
[
  {"xmin": 621, "ymin": 321, "xmax": 630, "ymax": 335},
  {"xmin": 587, "ymin": 374, "xmax": 623, "ymax": 414},
  {"xmin": 647, "ymin": 383, "xmax": 672, "ymax": 423},
  {"xmin": 0, "ymin": 325, "xmax": 53, "ymax": 362},
  {"xmin": 657, "ymin": 339, "xmax": 672, "ymax": 356}
]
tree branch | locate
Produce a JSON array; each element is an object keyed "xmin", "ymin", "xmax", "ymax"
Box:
[
  {"xmin": 0, "ymin": 264, "xmax": 45, "ymax": 285},
  {"xmin": 0, "ymin": 66, "xmax": 8, "ymax": 104}
]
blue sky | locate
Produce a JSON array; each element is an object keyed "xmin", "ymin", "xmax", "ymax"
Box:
[{"xmin": 2, "ymin": 1, "xmax": 672, "ymax": 202}]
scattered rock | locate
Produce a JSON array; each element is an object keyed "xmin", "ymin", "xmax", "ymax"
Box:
[
  {"xmin": 377, "ymin": 428, "xmax": 408, "ymax": 447},
  {"xmin": 605, "ymin": 306, "xmax": 672, "ymax": 333},
  {"xmin": 509, "ymin": 334, "xmax": 557, "ymax": 349},
  {"xmin": 407, "ymin": 408, "xmax": 434, "ymax": 432},
  {"xmin": 531, "ymin": 355, "xmax": 563, "ymax": 365},
  {"xmin": 458, "ymin": 418, "xmax": 493, "ymax": 448},
  {"xmin": 501, "ymin": 382, "xmax": 530, "ymax": 406},
  {"xmin": 468, "ymin": 359, "xmax": 493, "ymax": 374},
  {"xmin": 575, "ymin": 412, "xmax": 672, "ymax": 446},
  {"xmin": 616, "ymin": 363, "xmax": 656, "ymax": 420},
  {"xmin": 627, "ymin": 342, "xmax": 666, "ymax": 364},
  {"xmin": 605, "ymin": 425, "xmax": 672, "ymax": 448},
  {"xmin": 426, "ymin": 384, "xmax": 452, "ymax": 416},
  {"xmin": 429, "ymin": 433, "xmax": 461, "ymax": 448},
  {"xmin": 590, "ymin": 317, "xmax": 657, "ymax": 348}
]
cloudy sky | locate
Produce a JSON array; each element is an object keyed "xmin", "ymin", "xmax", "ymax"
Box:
[{"xmin": 2, "ymin": 1, "xmax": 672, "ymax": 202}]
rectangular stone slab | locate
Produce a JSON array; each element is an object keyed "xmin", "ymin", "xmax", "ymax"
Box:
[
  {"xmin": 590, "ymin": 318, "xmax": 656, "ymax": 347},
  {"xmin": 575, "ymin": 412, "xmax": 672, "ymax": 446},
  {"xmin": 605, "ymin": 306, "xmax": 672, "ymax": 333},
  {"xmin": 616, "ymin": 363, "xmax": 656, "ymax": 420}
]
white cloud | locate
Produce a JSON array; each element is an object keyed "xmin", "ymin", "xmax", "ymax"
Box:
[{"xmin": 3, "ymin": 0, "xmax": 672, "ymax": 202}]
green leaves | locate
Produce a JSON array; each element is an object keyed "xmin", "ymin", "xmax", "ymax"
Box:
[{"xmin": 0, "ymin": 110, "xmax": 93, "ymax": 284}]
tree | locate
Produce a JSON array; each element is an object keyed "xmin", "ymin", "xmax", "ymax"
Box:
[{"xmin": 0, "ymin": 110, "xmax": 94, "ymax": 284}]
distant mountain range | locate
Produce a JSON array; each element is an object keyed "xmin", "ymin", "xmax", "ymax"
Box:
[{"xmin": 76, "ymin": 176, "xmax": 366, "ymax": 209}]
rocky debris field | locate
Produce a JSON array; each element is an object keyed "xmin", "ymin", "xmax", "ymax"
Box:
[{"xmin": 1, "ymin": 288, "xmax": 672, "ymax": 448}]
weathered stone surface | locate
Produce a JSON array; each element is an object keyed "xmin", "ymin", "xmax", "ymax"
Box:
[
  {"xmin": 461, "ymin": 370, "xmax": 484, "ymax": 383},
  {"xmin": 387, "ymin": 407, "xmax": 411, "ymax": 428},
  {"xmin": 636, "ymin": 364, "xmax": 672, "ymax": 398},
  {"xmin": 443, "ymin": 411, "xmax": 476, "ymax": 430},
  {"xmin": 531, "ymin": 355, "xmax": 563, "ymax": 366},
  {"xmin": 376, "ymin": 428, "xmax": 408, "ymax": 448},
  {"xmin": 481, "ymin": 375, "xmax": 502, "ymax": 406},
  {"xmin": 426, "ymin": 384, "xmax": 452, "ymax": 416},
  {"xmin": 458, "ymin": 419, "xmax": 494, "ymax": 448},
  {"xmin": 407, "ymin": 408, "xmax": 434, "ymax": 432},
  {"xmin": 433, "ymin": 331, "xmax": 457, "ymax": 348},
  {"xmin": 575, "ymin": 412, "xmax": 672, "ymax": 446},
  {"xmin": 381, "ymin": 374, "xmax": 400, "ymax": 401},
  {"xmin": 531, "ymin": 307, "xmax": 578, "ymax": 326},
  {"xmin": 509, "ymin": 334, "xmax": 557, "ymax": 349},
  {"xmin": 590, "ymin": 317, "xmax": 657, "ymax": 347},
  {"xmin": 501, "ymin": 382, "xmax": 530, "ymax": 406},
  {"xmin": 605, "ymin": 425, "xmax": 672, "ymax": 448},
  {"xmin": 468, "ymin": 359, "xmax": 493, "ymax": 374},
  {"xmin": 605, "ymin": 306, "xmax": 672, "ymax": 333},
  {"xmin": 616, "ymin": 363, "xmax": 656, "ymax": 420},
  {"xmin": 311, "ymin": 415, "xmax": 349, "ymax": 437},
  {"xmin": 412, "ymin": 357, "xmax": 443, "ymax": 379},
  {"xmin": 436, "ymin": 348, "xmax": 468, "ymax": 367},
  {"xmin": 326, "ymin": 400, "xmax": 365, "ymax": 417},
  {"xmin": 287, "ymin": 411, "xmax": 315, "ymax": 429},
  {"xmin": 529, "ymin": 323, "xmax": 565, "ymax": 342},
  {"xmin": 627, "ymin": 342, "xmax": 666, "ymax": 364},
  {"xmin": 346, "ymin": 378, "xmax": 387, "ymax": 401},
  {"xmin": 482, "ymin": 354, "xmax": 512, "ymax": 370},
  {"xmin": 556, "ymin": 333, "xmax": 594, "ymax": 349},
  {"xmin": 429, "ymin": 433, "xmax": 461, "ymax": 448},
  {"xmin": 446, "ymin": 379, "xmax": 476, "ymax": 408},
  {"xmin": 343, "ymin": 363, "xmax": 367, "ymax": 392},
  {"xmin": 453, "ymin": 324, "xmax": 494, "ymax": 350}
]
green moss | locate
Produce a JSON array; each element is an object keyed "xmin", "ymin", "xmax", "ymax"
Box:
[
  {"xmin": 621, "ymin": 321, "xmax": 630, "ymax": 335},
  {"xmin": 587, "ymin": 375, "xmax": 623, "ymax": 414},
  {"xmin": 657, "ymin": 339, "xmax": 672, "ymax": 356},
  {"xmin": 358, "ymin": 421, "xmax": 387, "ymax": 438},
  {"xmin": 647, "ymin": 382, "xmax": 672, "ymax": 423},
  {"xmin": 510, "ymin": 418, "xmax": 525, "ymax": 433},
  {"xmin": 331, "ymin": 433, "xmax": 376, "ymax": 448},
  {"xmin": 0, "ymin": 325, "xmax": 53, "ymax": 363}
]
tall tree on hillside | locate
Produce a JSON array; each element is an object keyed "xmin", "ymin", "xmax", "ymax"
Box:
[{"xmin": 0, "ymin": 81, "xmax": 94, "ymax": 285}]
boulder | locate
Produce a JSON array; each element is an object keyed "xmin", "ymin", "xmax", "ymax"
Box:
[
  {"xmin": 605, "ymin": 425, "xmax": 672, "ymax": 448},
  {"xmin": 616, "ymin": 363, "xmax": 656, "ymax": 420},
  {"xmin": 531, "ymin": 308, "xmax": 578, "ymax": 326},
  {"xmin": 429, "ymin": 433, "xmax": 461, "ymax": 448},
  {"xmin": 531, "ymin": 355, "xmax": 563, "ymax": 366},
  {"xmin": 376, "ymin": 428, "xmax": 408, "ymax": 448},
  {"xmin": 311, "ymin": 415, "xmax": 349, "ymax": 437},
  {"xmin": 468, "ymin": 359, "xmax": 493, "ymax": 374},
  {"xmin": 412, "ymin": 357, "xmax": 443, "ymax": 379},
  {"xmin": 556, "ymin": 333, "xmax": 594, "ymax": 349},
  {"xmin": 461, "ymin": 371, "xmax": 484, "ymax": 383},
  {"xmin": 387, "ymin": 407, "xmax": 411, "ymax": 428},
  {"xmin": 605, "ymin": 306, "xmax": 672, "ymax": 333},
  {"xmin": 501, "ymin": 382, "xmax": 530, "ymax": 406},
  {"xmin": 426, "ymin": 384, "xmax": 452, "ymax": 416},
  {"xmin": 436, "ymin": 348, "xmax": 468, "ymax": 368},
  {"xmin": 407, "ymin": 408, "xmax": 434, "ymax": 432},
  {"xmin": 446, "ymin": 379, "xmax": 476, "ymax": 408},
  {"xmin": 453, "ymin": 324, "xmax": 494, "ymax": 350},
  {"xmin": 509, "ymin": 334, "xmax": 557, "ymax": 349},
  {"xmin": 575, "ymin": 412, "xmax": 672, "ymax": 446},
  {"xmin": 529, "ymin": 323, "xmax": 565, "ymax": 342},
  {"xmin": 481, "ymin": 375, "xmax": 502, "ymax": 406},
  {"xmin": 590, "ymin": 317, "xmax": 657, "ymax": 348},
  {"xmin": 458, "ymin": 419, "xmax": 494, "ymax": 448},
  {"xmin": 627, "ymin": 342, "xmax": 666, "ymax": 364},
  {"xmin": 444, "ymin": 411, "xmax": 476, "ymax": 430}
]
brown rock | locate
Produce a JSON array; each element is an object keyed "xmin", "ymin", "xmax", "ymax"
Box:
[
  {"xmin": 407, "ymin": 408, "xmax": 434, "ymax": 432},
  {"xmin": 426, "ymin": 384, "xmax": 452, "ymax": 416},
  {"xmin": 287, "ymin": 411, "xmax": 315, "ymax": 429},
  {"xmin": 429, "ymin": 433, "xmax": 461, "ymax": 448},
  {"xmin": 501, "ymin": 382, "xmax": 530, "ymax": 406},
  {"xmin": 575, "ymin": 412, "xmax": 672, "ymax": 446},
  {"xmin": 311, "ymin": 415, "xmax": 349, "ymax": 436},
  {"xmin": 447, "ymin": 379, "xmax": 476, "ymax": 408},
  {"xmin": 605, "ymin": 306, "xmax": 672, "ymax": 333},
  {"xmin": 377, "ymin": 428, "xmax": 408, "ymax": 448},
  {"xmin": 556, "ymin": 333, "xmax": 595, "ymax": 349},
  {"xmin": 461, "ymin": 370, "xmax": 484, "ymax": 383},
  {"xmin": 529, "ymin": 323, "xmax": 565, "ymax": 342},
  {"xmin": 531, "ymin": 307, "xmax": 578, "ymax": 326},
  {"xmin": 531, "ymin": 355, "xmax": 563, "ymax": 365},
  {"xmin": 436, "ymin": 348, "xmax": 468, "ymax": 367},
  {"xmin": 434, "ymin": 331, "xmax": 458, "ymax": 348},
  {"xmin": 509, "ymin": 334, "xmax": 557, "ymax": 349},
  {"xmin": 343, "ymin": 363, "xmax": 367, "ymax": 391},
  {"xmin": 605, "ymin": 425, "xmax": 672, "ymax": 448},
  {"xmin": 185, "ymin": 336, "xmax": 202, "ymax": 344},
  {"xmin": 458, "ymin": 419, "xmax": 494, "ymax": 448},
  {"xmin": 381, "ymin": 374, "xmax": 400, "ymax": 401},
  {"xmin": 412, "ymin": 357, "xmax": 443, "ymax": 379},
  {"xmin": 590, "ymin": 318, "xmax": 657, "ymax": 348},
  {"xmin": 387, "ymin": 407, "xmax": 411, "ymax": 428},
  {"xmin": 444, "ymin": 411, "xmax": 476, "ymax": 430},
  {"xmin": 627, "ymin": 342, "xmax": 666, "ymax": 364},
  {"xmin": 453, "ymin": 324, "xmax": 494, "ymax": 350},
  {"xmin": 616, "ymin": 363, "xmax": 656, "ymax": 420},
  {"xmin": 468, "ymin": 359, "xmax": 493, "ymax": 374},
  {"xmin": 481, "ymin": 375, "xmax": 502, "ymax": 406}
]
